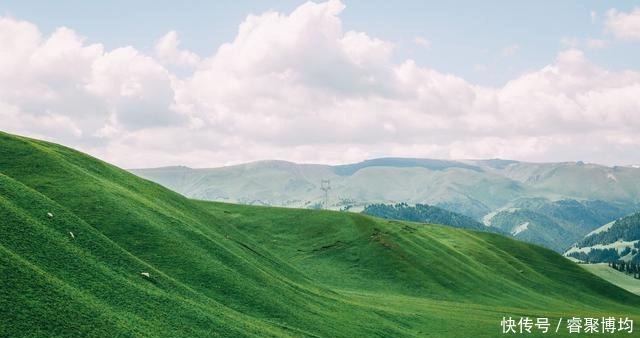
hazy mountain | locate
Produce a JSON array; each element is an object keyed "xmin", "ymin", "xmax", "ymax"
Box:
[
  {"xmin": 132, "ymin": 158, "xmax": 640, "ymax": 251},
  {"xmin": 565, "ymin": 212, "xmax": 640, "ymax": 263},
  {"xmin": 484, "ymin": 198, "xmax": 637, "ymax": 252}
]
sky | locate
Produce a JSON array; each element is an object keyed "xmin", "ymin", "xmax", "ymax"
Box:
[{"xmin": 1, "ymin": 1, "xmax": 640, "ymax": 168}]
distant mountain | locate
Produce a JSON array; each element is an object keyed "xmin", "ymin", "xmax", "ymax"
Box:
[
  {"xmin": 565, "ymin": 212, "xmax": 640, "ymax": 263},
  {"xmin": 361, "ymin": 202, "xmax": 501, "ymax": 233},
  {"xmin": 333, "ymin": 158, "xmax": 482, "ymax": 175},
  {"xmin": 484, "ymin": 198, "xmax": 636, "ymax": 252},
  {"xmin": 132, "ymin": 158, "xmax": 640, "ymax": 251}
]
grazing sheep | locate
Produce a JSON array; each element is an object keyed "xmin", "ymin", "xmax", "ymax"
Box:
[
  {"xmin": 69, "ymin": 232, "xmax": 75, "ymax": 239},
  {"xmin": 47, "ymin": 212, "xmax": 53, "ymax": 218},
  {"xmin": 140, "ymin": 272, "xmax": 150, "ymax": 278}
]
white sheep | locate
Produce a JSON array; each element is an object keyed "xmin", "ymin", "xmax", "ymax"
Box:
[
  {"xmin": 47, "ymin": 212, "xmax": 53, "ymax": 218},
  {"xmin": 140, "ymin": 272, "xmax": 150, "ymax": 278},
  {"xmin": 69, "ymin": 232, "xmax": 75, "ymax": 239}
]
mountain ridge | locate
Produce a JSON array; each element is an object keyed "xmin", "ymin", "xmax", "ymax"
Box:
[{"xmin": 133, "ymin": 157, "xmax": 640, "ymax": 172}]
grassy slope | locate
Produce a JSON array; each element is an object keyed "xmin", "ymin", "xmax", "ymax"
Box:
[
  {"xmin": 580, "ymin": 263, "xmax": 640, "ymax": 296},
  {"xmin": 1, "ymin": 131, "xmax": 639, "ymax": 338}
]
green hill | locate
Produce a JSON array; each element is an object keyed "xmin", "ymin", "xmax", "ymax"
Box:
[{"xmin": 1, "ymin": 131, "xmax": 639, "ymax": 338}]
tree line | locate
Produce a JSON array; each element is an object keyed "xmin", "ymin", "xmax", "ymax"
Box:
[
  {"xmin": 567, "ymin": 246, "xmax": 639, "ymax": 264},
  {"xmin": 578, "ymin": 212, "xmax": 640, "ymax": 247},
  {"xmin": 362, "ymin": 203, "xmax": 486, "ymax": 231},
  {"xmin": 609, "ymin": 261, "xmax": 640, "ymax": 279}
]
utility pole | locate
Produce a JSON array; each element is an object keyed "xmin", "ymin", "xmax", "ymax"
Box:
[{"xmin": 320, "ymin": 179, "xmax": 331, "ymax": 209}]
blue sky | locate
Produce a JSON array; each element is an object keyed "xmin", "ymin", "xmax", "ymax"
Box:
[
  {"xmin": 3, "ymin": 1, "xmax": 639, "ymax": 85},
  {"xmin": 1, "ymin": 1, "xmax": 640, "ymax": 167}
]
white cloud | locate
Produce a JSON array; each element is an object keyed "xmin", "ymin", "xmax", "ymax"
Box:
[
  {"xmin": 0, "ymin": 16, "xmax": 180, "ymax": 147},
  {"xmin": 86, "ymin": 46, "xmax": 179, "ymax": 130},
  {"xmin": 155, "ymin": 31, "xmax": 200, "ymax": 67},
  {"xmin": 1, "ymin": 2, "xmax": 640, "ymax": 168},
  {"xmin": 605, "ymin": 7, "xmax": 640, "ymax": 40}
]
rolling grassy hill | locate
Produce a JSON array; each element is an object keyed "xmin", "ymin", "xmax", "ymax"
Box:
[{"xmin": 2, "ymin": 130, "xmax": 640, "ymax": 337}]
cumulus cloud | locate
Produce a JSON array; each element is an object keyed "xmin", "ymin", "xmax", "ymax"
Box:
[
  {"xmin": 155, "ymin": 31, "xmax": 200, "ymax": 67},
  {"xmin": 1, "ymin": 1, "xmax": 640, "ymax": 168},
  {"xmin": 0, "ymin": 16, "xmax": 181, "ymax": 148},
  {"xmin": 86, "ymin": 46, "xmax": 180, "ymax": 130},
  {"xmin": 605, "ymin": 7, "xmax": 640, "ymax": 40}
]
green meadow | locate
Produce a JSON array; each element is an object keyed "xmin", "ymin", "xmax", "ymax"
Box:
[{"xmin": 1, "ymin": 130, "xmax": 639, "ymax": 337}]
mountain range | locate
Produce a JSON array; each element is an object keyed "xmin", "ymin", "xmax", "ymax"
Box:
[{"xmin": 132, "ymin": 158, "xmax": 640, "ymax": 251}]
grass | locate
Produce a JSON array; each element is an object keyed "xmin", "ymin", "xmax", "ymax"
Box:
[
  {"xmin": 580, "ymin": 263, "xmax": 640, "ymax": 296},
  {"xmin": 1, "ymin": 130, "xmax": 639, "ymax": 337}
]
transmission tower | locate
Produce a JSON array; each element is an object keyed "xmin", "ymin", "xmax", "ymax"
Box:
[{"xmin": 320, "ymin": 179, "xmax": 331, "ymax": 209}]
